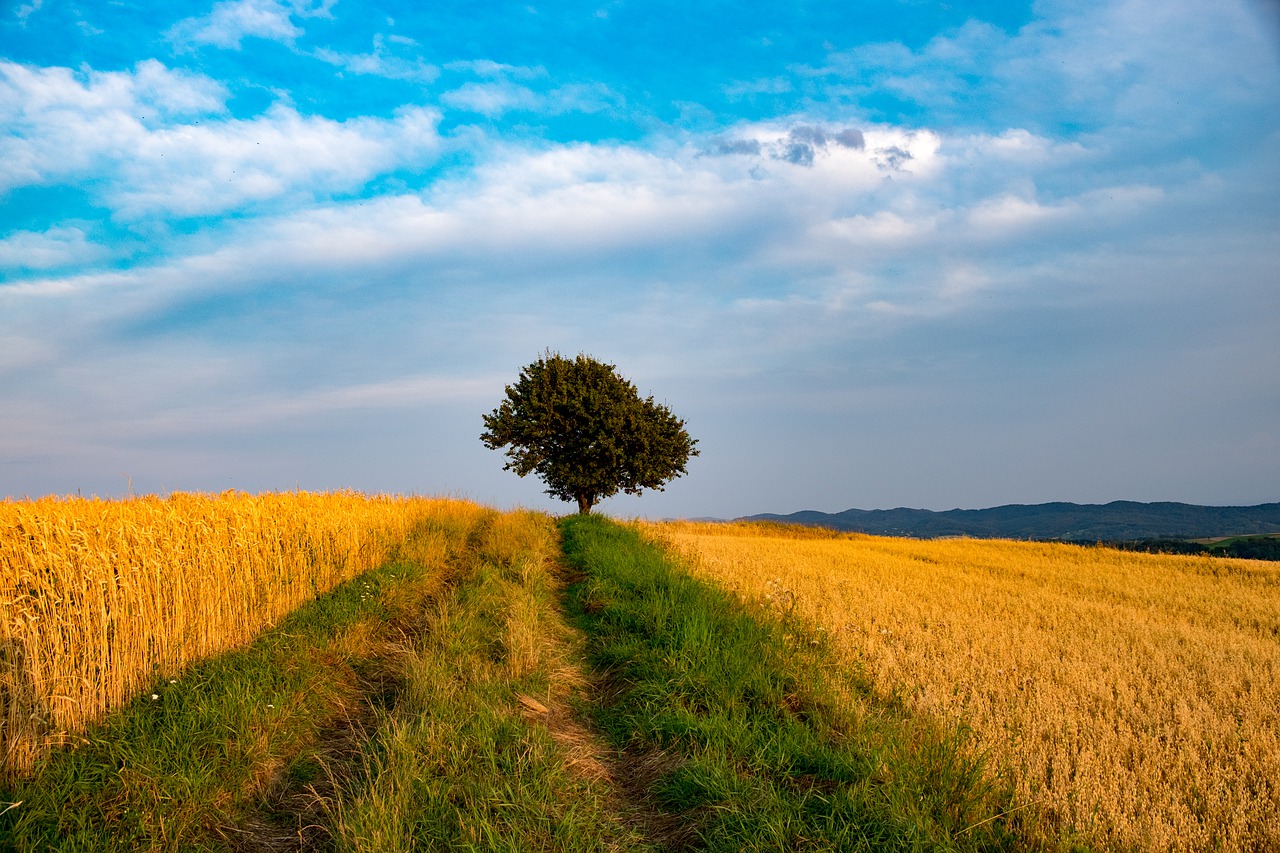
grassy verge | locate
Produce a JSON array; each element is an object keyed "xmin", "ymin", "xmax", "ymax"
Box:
[
  {"xmin": 325, "ymin": 509, "xmax": 652, "ymax": 852},
  {"xmin": 561, "ymin": 514, "xmax": 1034, "ymax": 852}
]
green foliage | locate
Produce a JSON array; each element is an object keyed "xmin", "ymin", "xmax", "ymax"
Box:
[
  {"xmin": 1108, "ymin": 538, "xmax": 1212, "ymax": 556},
  {"xmin": 481, "ymin": 351, "xmax": 698, "ymax": 513},
  {"xmin": 1104, "ymin": 534, "xmax": 1280, "ymax": 561},
  {"xmin": 1217, "ymin": 535, "xmax": 1280, "ymax": 560}
]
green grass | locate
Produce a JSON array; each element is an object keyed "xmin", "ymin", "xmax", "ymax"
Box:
[
  {"xmin": 325, "ymin": 510, "xmax": 652, "ymax": 852},
  {"xmin": 560, "ymin": 514, "xmax": 1035, "ymax": 852}
]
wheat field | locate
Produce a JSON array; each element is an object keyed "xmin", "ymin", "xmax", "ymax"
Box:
[
  {"xmin": 0, "ymin": 491, "xmax": 483, "ymax": 783},
  {"xmin": 649, "ymin": 521, "xmax": 1280, "ymax": 853}
]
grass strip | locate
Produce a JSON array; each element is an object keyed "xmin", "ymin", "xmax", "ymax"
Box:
[
  {"xmin": 326, "ymin": 510, "xmax": 653, "ymax": 852},
  {"xmin": 560, "ymin": 514, "xmax": 1032, "ymax": 852}
]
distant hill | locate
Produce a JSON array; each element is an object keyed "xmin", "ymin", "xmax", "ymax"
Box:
[{"xmin": 740, "ymin": 501, "xmax": 1280, "ymax": 541}]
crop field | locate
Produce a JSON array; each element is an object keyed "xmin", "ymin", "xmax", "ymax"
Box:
[
  {"xmin": 8, "ymin": 492, "xmax": 1275, "ymax": 851},
  {"xmin": 3, "ymin": 495, "xmax": 1033, "ymax": 851},
  {"xmin": 0, "ymin": 491, "xmax": 482, "ymax": 783},
  {"xmin": 648, "ymin": 520, "xmax": 1280, "ymax": 852}
]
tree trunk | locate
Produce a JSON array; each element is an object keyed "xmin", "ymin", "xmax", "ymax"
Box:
[{"xmin": 576, "ymin": 494, "xmax": 594, "ymax": 514}]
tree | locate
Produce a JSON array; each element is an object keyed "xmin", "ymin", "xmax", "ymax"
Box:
[{"xmin": 480, "ymin": 352, "xmax": 698, "ymax": 514}]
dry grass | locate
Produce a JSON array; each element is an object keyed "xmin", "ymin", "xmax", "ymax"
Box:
[
  {"xmin": 647, "ymin": 520, "xmax": 1280, "ymax": 853},
  {"xmin": 0, "ymin": 491, "xmax": 484, "ymax": 783}
]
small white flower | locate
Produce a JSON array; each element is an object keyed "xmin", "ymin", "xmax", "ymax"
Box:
[{"xmin": 151, "ymin": 694, "xmax": 159, "ymax": 701}]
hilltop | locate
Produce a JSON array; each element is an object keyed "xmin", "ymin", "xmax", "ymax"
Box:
[{"xmin": 741, "ymin": 500, "xmax": 1280, "ymax": 541}]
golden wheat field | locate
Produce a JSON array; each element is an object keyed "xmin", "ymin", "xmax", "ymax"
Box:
[
  {"xmin": 648, "ymin": 521, "xmax": 1280, "ymax": 853},
  {"xmin": 0, "ymin": 491, "xmax": 484, "ymax": 784}
]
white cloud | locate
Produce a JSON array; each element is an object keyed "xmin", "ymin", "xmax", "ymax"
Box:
[
  {"xmin": 0, "ymin": 104, "xmax": 1229, "ymax": 341},
  {"xmin": 14, "ymin": 0, "xmax": 44, "ymax": 25},
  {"xmin": 0, "ymin": 59, "xmax": 225, "ymax": 122},
  {"xmin": 0, "ymin": 227, "xmax": 106, "ymax": 271},
  {"xmin": 0, "ymin": 116, "xmax": 1153, "ymax": 344},
  {"xmin": 312, "ymin": 34, "xmax": 439, "ymax": 82},
  {"xmin": 168, "ymin": 0, "xmax": 300, "ymax": 49},
  {"xmin": 821, "ymin": 211, "xmax": 937, "ymax": 246},
  {"xmin": 111, "ymin": 104, "xmax": 441, "ymax": 217},
  {"xmin": 443, "ymin": 59, "xmax": 546, "ymax": 80},
  {"xmin": 167, "ymin": 0, "xmax": 335, "ymax": 50},
  {"xmin": 545, "ymin": 82, "xmax": 626, "ymax": 115},
  {"xmin": 804, "ymin": 0, "xmax": 1280, "ymax": 138},
  {"xmin": 706, "ymin": 123, "xmax": 938, "ymax": 183},
  {"xmin": 965, "ymin": 193, "xmax": 1065, "ymax": 233},
  {"xmin": 0, "ymin": 116, "xmax": 1127, "ymax": 303},
  {"xmin": 440, "ymin": 80, "xmax": 624, "ymax": 117},
  {"xmin": 0, "ymin": 59, "xmax": 228, "ymax": 190},
  {"xmin": 440, "ymin": 81, "xmax": 542, "ymax": 116},
  {"xmin": 0, "ymin": 60, "xmax": 441, "ymax": 217},
  {"xmin": 947, "ymin": 128, "xmax": 1090, "ymax": 167},
  {"xmin": 436, "ymin": 62, "xmax": 621, "ymax": 117}
]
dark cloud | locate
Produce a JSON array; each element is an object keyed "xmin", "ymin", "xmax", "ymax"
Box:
[
  {"xmin": 875, "ymin": 145, "xmax": 913, "ymax": 171},
  {"xmin": 779, "ymin": 126, "xmax": 825, "ymax": 166},
  {"xmin": 781, "ymin": 141, "xmax": 815, "ymax": 166},
  {"xmin": 707, "ymin": 125, "xmax": 863, "ymax": 166},
  {"xmin": 776, "ymin": 125, "xmax": 866, "ymax": 166},
  {"xmin": 711, "ymin": 138, "xmax": 762, "ymax": 156},
  {"xmin": 835, "ymin": 128, "xmax": 865, "ymax": 149},
  {"xmin": 789, "ymin": 125, "xmax": 828, "ymax": 145}
]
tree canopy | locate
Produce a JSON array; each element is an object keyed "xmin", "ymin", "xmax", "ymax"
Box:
[{"xmin": 480, "ymin": 352, "xmax": 698, "ymax": 514}]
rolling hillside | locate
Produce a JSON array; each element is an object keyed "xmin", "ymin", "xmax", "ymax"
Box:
[{"xmin": 743, "ymin": 500, "xmax": 1280, "ymax": 541}]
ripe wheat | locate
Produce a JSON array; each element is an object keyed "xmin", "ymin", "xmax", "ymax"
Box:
[
  {"xmin": 0, "ymin": 491, "xmax": 483, "ymax": 783},
  {"xmin": 649, "ymin": 521, "xmax": 1280, "ymax": 853}
]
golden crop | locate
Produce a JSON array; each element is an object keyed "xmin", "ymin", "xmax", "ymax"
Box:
[
  {"xmin": 0, "ymin": 491, "xmax": 484, "ymax": 783},
  {"xmin": 649, "ymin": 521, "xmax": 1280, "ymax": 853}
]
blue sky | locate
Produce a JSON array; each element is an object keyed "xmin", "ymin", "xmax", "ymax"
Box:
[{"xmin": 2, "ymin": 0, "xmax": 1278, "ymax": 518}]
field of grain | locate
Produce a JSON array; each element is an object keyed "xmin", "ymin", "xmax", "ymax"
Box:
[
  {"xmin": 0, "ymin": 491, "xmax": 483, "ymax": 783},
  {"xmin": 649, "ymin": 521, "xmax": 1280, "ymax": 853}
]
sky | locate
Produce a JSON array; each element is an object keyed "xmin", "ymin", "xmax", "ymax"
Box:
[{"xmin": 1, "ymin": 0, "xmax": 1278, "ymax": 519}]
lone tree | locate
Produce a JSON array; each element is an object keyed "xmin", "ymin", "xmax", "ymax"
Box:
[{"xmin": 481, "ymin": 352, "xmax": 698, "ymax": 514}]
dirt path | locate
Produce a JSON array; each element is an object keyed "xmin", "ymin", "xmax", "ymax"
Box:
[
  {"xmin": 220, "ymin": 530, "xmax": 683, "ymax": 852},
  {"xmin": 515, "ymin": 674, "xmax": 692, "ymax": 851},
  {"xmin": 515, "ymin": 558, "xmax": 692, "ymax": 851}
]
